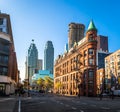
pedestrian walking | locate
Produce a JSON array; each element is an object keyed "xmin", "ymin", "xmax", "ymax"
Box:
[
  {"xmin": 78, "ymin": 93, "xmax": 80, "ymax": 98},
  {"xmin": 15, "ymin": 88, "xmax": 18, "ymax": 96},
  {"xmin": 99, "ymin": 86, "xmax": 103, "ymax": 100},
  {"xmin": 111, "ymin": 86, "xmax": 115, "ymax": 100},
  {"xmin": 99, "ymin": 91, "xmax": 103, "ymax": 100}
]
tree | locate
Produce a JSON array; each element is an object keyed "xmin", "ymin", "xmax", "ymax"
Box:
[
  {"xmin": 22, "ymin": 79, "xmax": 28, "ymax": 89},
  {"xmin": 32, "ymin": 80, "xmax": 38, "ymax": 89},
  {"xmin": 37, "ymin": 78, "xmax": 45, "ymax": 90},
  {"xmin": 54, "ymin": 82, "xmax": 63, "ymax": 93},
  {"xmin": 32, "ymin": 80, "xmax": 37, "ymax": 85},
  {"xmin": 44, "ymin": 76, "xmax": 53, "ymax": 92}
]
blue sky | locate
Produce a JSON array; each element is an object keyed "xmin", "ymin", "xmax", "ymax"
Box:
[{"xmin": 0, "ymin": 0, "xmax": 120, "ymax": 80}]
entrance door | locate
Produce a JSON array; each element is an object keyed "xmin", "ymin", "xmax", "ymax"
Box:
[{"xmin": 0, "ymin": 85, "xmax": 5, "ymax": 96}]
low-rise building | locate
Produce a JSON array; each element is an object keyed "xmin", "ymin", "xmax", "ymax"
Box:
[
  {"xmin": 105, "ymin": 49, "xmax": 120, "ymax": 90},
  {"xmin": 32, "ymin": 70, "xmax": 53, "ymax": 81}
]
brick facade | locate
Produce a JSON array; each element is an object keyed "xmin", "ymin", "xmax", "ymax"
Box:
[{"xmin": 54, "ymin": 21, "xmax": 98, "ymax": 96}]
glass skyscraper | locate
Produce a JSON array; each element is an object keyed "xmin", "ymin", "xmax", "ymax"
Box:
[
  {"xmin": 27, "ymin": 40, "xmax": 38, "ymax": 84},
  {"xmin": 44, "ymin": 41, "xmax": 54, "ymax": 74}
]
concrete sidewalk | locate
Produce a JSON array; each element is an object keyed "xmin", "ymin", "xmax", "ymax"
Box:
[
  {"xmin": 0, "ymin": 95, "xmax": 18, "ymax": 112},
  {"xmin": 57, "ymin": 94, "xmax": 120, "ymax": 101}
]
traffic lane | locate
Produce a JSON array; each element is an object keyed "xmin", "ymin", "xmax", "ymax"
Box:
[
  {"xmin": 22, "ymin": 97, "xmax": 108, "ymax": 112},
  {"xmin": 20, "ymin": 94, "xmax": 120, "ymax": 112},
  {"xmin": 21, "ymin": 97, "xmax": 77, "ymax": 112},
  {"xmin": 54, "ymin": 96, "xmax": 120, "ymax": 112},
  {"xmin": 0, "ymin": 97, "xmax": 17, "ymax": 112}
]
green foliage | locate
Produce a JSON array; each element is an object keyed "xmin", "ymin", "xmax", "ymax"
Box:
[
  {"xmin": 44, "ymin": 76, "xmax": 53, "ymax": 90},
  {"xmin": 54, "ymin": 82, "xmax": 63, "ymax": 90},
  {"xmin": 35, "ymin": 76, "xmax": 53, "ymax": 91},
  {"xmin": 37, "ymin": 78, "xmax": 45, "ymax": 89}
]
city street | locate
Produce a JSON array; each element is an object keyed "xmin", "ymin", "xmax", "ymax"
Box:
[
  {"xmin": 0, "ymin": 96, "xmax": 17, "ymax": 112},
  {"xmin": 1, "ymin": 94, "xmax": 120, "ymax": 112},
  {"xmin": 17, "ymin": 93, "xmax": 120, "ymax": 112}
]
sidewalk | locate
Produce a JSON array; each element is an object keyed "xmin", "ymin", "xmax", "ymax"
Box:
[
  {"xmin": 56, "ymin": 93, "xmax": 120, "ymax": 101},
  {"xmin": 0, "ymin": 95, "xmax": 18, "ymax": 112}
]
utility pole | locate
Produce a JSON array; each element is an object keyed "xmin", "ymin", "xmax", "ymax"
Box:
[{"xmin": 28, "ymin": 66, "xmax": 30, "ymax": 97}]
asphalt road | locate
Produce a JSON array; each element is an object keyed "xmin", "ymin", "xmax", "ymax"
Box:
[
  {"xmin": 19, "ymin": 94, "xmax": 120, "ymax": 112},
  {"xmin": 0, "ymin": 97, "xmax": 17, "ymax": 112},
  {"xmin": 1, "ymin": 94, "xmax": 120, "ymax": 112}
]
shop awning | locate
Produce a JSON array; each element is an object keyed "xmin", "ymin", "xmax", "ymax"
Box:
[{"xmin": 0, "ymin": 75, "xmax": 12, "ymax": 84}]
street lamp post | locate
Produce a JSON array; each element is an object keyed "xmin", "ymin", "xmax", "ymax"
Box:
[
  {"xmin": 28, "ymin": 66, "xmax": 30, "ymax": 97},
  {"xmin": 78, "ymin": 83, "xmax": 81, "ymax": 98}
]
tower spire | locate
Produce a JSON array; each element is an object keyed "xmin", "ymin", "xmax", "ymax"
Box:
[
  {"xmin": 87, "ymin": 20, "xmax": 97, "ymax": 32},
  {"xmin": 32, "ymin": 39, "xmax": 34, "ymax": 43}
]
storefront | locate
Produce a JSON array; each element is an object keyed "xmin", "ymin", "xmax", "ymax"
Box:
[{"xmin": 0, "ymin": 75, "xmax": 16, "ymax": 96}]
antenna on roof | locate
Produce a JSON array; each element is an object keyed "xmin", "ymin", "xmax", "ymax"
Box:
[{"xmin": 32, "ymin": 39, "xmax": 34, "ymax": 43}]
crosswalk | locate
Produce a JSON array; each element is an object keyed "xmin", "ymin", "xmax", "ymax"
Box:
[{"xmin": 0, "ymin": 97, "xmax": 15, "ymax": 102}]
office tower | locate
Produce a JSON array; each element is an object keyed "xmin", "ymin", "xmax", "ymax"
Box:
[
  {"xmin": 64, "ymin": 43, "xmax": 68, "ymax": 53},
  {"xmin": 97, "ymin": 35, "xmax": 109, "ymax": 52},
  {"xmin": 68, "ymin": 23, "xmax": 85, "ymax": 49},
  {"xmin": 0, "ymin": 11, "xmax": 19, "ymax": 95},
  {"xmin": 27, "ymin": 39, "xmax": 38, "ymax": 84},
  {"xmin": 44, "ymin": 41, "xmax": 54, "ymax": 74},
  {"xmin": 25, "ymin": 56, "xmax": 28, "ymax": 79},
  {"xmin": 37, "ymin": 59, "xmax": 43, "ymax": 70},
  {"xmin": 97, "ymin": 51, "xmax": 109, "ymax": 69}
]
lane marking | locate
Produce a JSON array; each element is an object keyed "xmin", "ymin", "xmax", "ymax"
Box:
[
  {"xmin": 56, "ymin": 101, "xmax": 59, "ymax": 103},
  {"xmin": 0, "ymin": 98, "xmax": 15, "ymax": 102},
  {"xmin": 101, "ymin": 107, "xmax": 110, "ymax": 109},
  {"xmin": 18, "ymin": 97, "xmax": 21, "ymax": 112},
  {"xmin": 76, "ymin": 101, "xmax": 80, "ymax": 103},
  {"xmin": 80, "ymin": 110, "xmax": 84, "ymax": 112},
  {"xmin": 82, "ymin": 103, "xmax": 87, "ymax": 105},
  {"xmin": 72, "ymin": 107, "xmax": 77, "ymax": 110},
  {"xmin": 65, "ymin": 104, "xmax": 70, "ymax": 107},
  {"xmin": 39, "ymin": 102, "xmax": 46, "ymax": 103},
  {"xmin": 91, "ymin": 104, "xmax": 96, "ymax": 107}
]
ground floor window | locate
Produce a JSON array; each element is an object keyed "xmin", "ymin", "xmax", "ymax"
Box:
[{"xmin": 0, "ymin": 84, "xmax": 5, "ymax": 95}]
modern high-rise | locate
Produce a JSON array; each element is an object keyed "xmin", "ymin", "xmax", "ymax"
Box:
[
  {"xmin": 0, "ymin": 11, "xmax": 19, "ymax": 95},
  {"xmin": 44, "ymin": 41, "xmax": 54, "ymax": 74},
  {"xmin": 37, "ymin": 59, "xmax": 43, "ymax": 70},
  {"xmin": 26, "ymin": 40, "xmax": 38, "ymax": 84},
  {"xmin": 97, "ymin": 35, "xmax": 108, "ymax": 52},
  {"xmin": 68, "ymin": 23, "xmax": 85, "ymax": 49}
]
